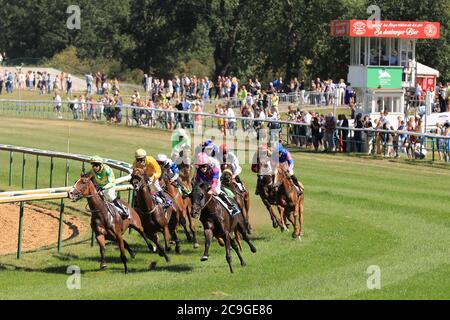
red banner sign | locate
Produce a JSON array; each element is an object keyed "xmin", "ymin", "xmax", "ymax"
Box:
[{"xmin": 331, "ymin": 20, "xmax": 440, "ymax": 39}]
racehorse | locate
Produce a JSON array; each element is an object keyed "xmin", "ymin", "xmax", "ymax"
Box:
[
  {"xmin": 191, "ymin": 182, "xmax": 256, "ymax": 273},
  {"xmin": 130, "ymin": 167, "xmax": 176, "ymax": 257},
  {"xmin": 68, "ymin": 174, "xmax": 156, "ymax": 273},
  {"xmin": 256, "ymin": 173, "xmax": 283, "ymax": 229},
  {"xmin": 221, "ymin": 167, "xmax": 252, "ymax": 234},
  {"xmin": 160, "ymin": 164, "xmax": 199, "ymax": 249},
  {"xmin": 273, "ymin": 166, "xmax": 305, "ymax": 240}
]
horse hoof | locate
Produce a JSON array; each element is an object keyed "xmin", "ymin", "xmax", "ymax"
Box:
[
  {"xmin": 164, "ymin": 255, "xmax": 171, "ymax": 263},
  {"xmin": 272, "ymin": 221, "xmax": 278, "ymax": 229},
  {"xmin": 251, "ymin": 246, "xmax": 257, "ymax": 253},
  {"xmin": 298, "ymin": 236, "xmax": 302, "ymax": 241},
  {"xmin": 193, "ymin": 242, "xmax": 200, "ymax": 249},
  {"xmin": 176, "ymin": 248, "xmax": 181, "ymax": 254},
  {"xmin": 241, "ymin": 261, "xmax": 247, "ymax": 267},
  {"xmin": 130, "ymin": 252, "xmax": 136, "ymax": 259},
  {"xmin": 100, "ymin": 263, "xmax": 107, "ymax": 270},
  {"xmin": 152, "ymin": 246, "xmax": 157, "ymax": 253},
  {"xmin": 149, "ymin": 261, "xmax": 157, "ymax": 270},
  {"xmin": 200, "ymin": 255, "xmax": 209, "ymax": 262}
]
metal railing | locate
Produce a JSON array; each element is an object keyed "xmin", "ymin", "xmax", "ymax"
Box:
[
  {"xmin": 0, "ymin": 99, "xmax": 449, "ymax": 162},
  {"xmin": 0, "ymin": 144, "xmax": 133, "ymax": 258}
]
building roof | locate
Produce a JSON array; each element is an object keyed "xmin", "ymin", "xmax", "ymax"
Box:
[{"xmin": 416, "ymin": 62, "xmax": 439, "ymax": 77}]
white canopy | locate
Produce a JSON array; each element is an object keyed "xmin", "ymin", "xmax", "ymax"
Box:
[{"xmin": 416, "ymin": 62, "xmax": 439, "ymax": 77}]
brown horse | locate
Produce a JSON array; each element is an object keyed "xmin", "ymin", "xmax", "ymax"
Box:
[
  {"xmin": 191, "ymin": 182, "xmax": 256, "ymax": 273},
  {"xmin": 256, "ymin": 173, "xmax": 283, "ymax": 229},
  {"xmin": 273, "ymin": 166, "xmax": 305, "ymax": 240},
  {"xmin": 68, "ymin": 174, "xmax": 156, "ymax": 273},
  {"xmin": 221, "ymin": 167, "xmax": 252, "ymax": 234},
  {"xmin": 130, "ymin": 167, "xmax": 175, "ymax": 258},
  {"xmin": 160, "ymin": 165, "xmax": 199, "ymax": 249}
]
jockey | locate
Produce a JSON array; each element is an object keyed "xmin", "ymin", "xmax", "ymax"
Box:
[
  {"xmin": 219, "ymin": 144, "xmax": 245, "ymax": 193},
  {"xmin": 171, "ymin": 128, "xmax": 191, "ymax": 166},
  {"xmin": 133, "ymin": 149, "xmax": 172, "ymax": 209},
  {"xmin": 88, "ymin": 156, "xmax": 129, "ymax": 219},
  {"xmin": 251, "ymin": 144, "xmax": 274, "ymax": 195},
  {"xmin": 274, "ymin": 143, "xmax": 304, "ymax": 192},
  {"xmin": 195, "ymin": 152, "xmax": 240, "ymax": 216},
  {"xmin": 156, "ymin": 153, "xmax": 190, "ymax": 197},
  {"xmin": 202, "ymin": 139, "xmax": 219, "ymax": 158}
]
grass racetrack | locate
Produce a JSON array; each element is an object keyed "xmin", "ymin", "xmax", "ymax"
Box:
[{"xmin": 1, "ymin": 117, "xmax": 450, "ymax": 299}]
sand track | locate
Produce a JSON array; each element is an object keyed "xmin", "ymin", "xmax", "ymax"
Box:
[{"xmin": 0, "ymin": 203, "xmax": 89, "ymax": 255}]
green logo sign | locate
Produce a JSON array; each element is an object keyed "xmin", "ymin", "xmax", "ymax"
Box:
[{"xmin": 367, "ymin": 67, "xmax": 403, "ymax": 89}]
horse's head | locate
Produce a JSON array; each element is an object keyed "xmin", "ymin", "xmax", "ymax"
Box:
[
  {"xmin": 273, "ymin": 166, "xmax": 288, "ymax": 189},
  {"xmin": 130, "ymin": 167, "xmax": 147, "ymax": 192},
  {"xmin": 68, "ymin": 174, "xmax": 94, "ymax": 202},
  {"xmin": 221, "ymin": 168, "xmax": 233, "ymax": 185},
  {"xmin": 191, "ymin": 182, "xmax": 210, "ymax": 219}
]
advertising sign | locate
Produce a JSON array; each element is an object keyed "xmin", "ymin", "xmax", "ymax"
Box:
[
  {"xmin": 331, "ymin": 20, "xmax": 440, "ymax": 39},
  {"xmin": 367, "ymin": 67, "xmax": 403, "ymax": 89}
]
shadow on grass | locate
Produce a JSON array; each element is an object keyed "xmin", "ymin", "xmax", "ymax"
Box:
[{"xmin": 0, "ymin": 259, "xmax": 194, "ymax": 274}]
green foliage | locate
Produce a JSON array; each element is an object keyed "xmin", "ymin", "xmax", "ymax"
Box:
[{"xmin": 1, "ymin": 0, "xmax": 450, "ymax": 82}]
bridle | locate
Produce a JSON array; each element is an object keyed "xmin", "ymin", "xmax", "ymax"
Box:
[
  {"xmin": 70, "ymin": 178, "xmax": 96, "ymax": 200},
  {"xmin": 193, "ymin": 186, "xmax": 213, "ymax": 216}
]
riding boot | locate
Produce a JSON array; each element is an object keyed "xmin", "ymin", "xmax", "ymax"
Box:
[
  {"xmin": 158, "ymin": 191, "xmax": 173, "ymax": 209},
  {"xmin": 219, "ymin": 192, "xmax": 241, "ymax": 216},
  {"xmin": 113, "ymin": 199, "xmax": 129, "ymax": 219},
  {"xmin": 291, "ymin": 175, "xmax": 303, "ymax": 193}
]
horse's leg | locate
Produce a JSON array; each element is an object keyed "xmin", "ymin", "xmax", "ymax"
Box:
[
  {"xmin": 170, "ymin": 225, "xmax": 182, "ymax": 254},
  {"xmin": 224, "ymin": 232, "xmax": 234, "ymax": 273},
  {"xmin": 230, "ymin": 237, "xmax": 245, "ymax": 267},
  {"xmin": 95, "ymin": 234, "xmax": 107, "ymax": 270},
  {"xmin": 237, "ymin": 223, "xmax": 257, "ymax": 253},
  {"xmin": 262, "ymin": 199, "xmax": 279, "ymax": 228},
  {"xmin": 130, "ymin": 224, "xmax": 157, "ymax": 253},
  {"xmin": 123, "ymin": 240, "xmax": 136, "ymax": 259},
  {"xmin": 163, "ymin": 225, "xmax": 172, "ymax": 252},
  {"xmin": 277, "ymin": 206, "xmax": 288, "ymax": 232},
  {"xmin": 201, "ymin": 228, "xmax": 213, "ymax": 261},
  {"xmin": 149, "ymin": 232, "xmax": 170, "ymax": 263},
  {"xmin": 116, "ymin": 233, "xmax": 128, "ymax": 274},
  {"xmin": 299, "ymin": 196, "xmax": 305, "ymax": 238},
  {"xmin": 179, "ymin": 208, "xmax": 192, "ymax": 242},
  {"xmin": 244, "ymin": 192, "xmax": 252, "ymax": 234},
  {"xmin": 186, "ymin": 205, "xmax": 199, "ymax": 249}
]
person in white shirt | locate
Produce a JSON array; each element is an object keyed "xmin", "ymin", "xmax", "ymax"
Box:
[
  {"xmin": 54, "ymin": 92, "xmax": 62, "ymax": 119},
  {"xmin": 225, "ymin": 104, "xmax": 236, "ymax": 136}
]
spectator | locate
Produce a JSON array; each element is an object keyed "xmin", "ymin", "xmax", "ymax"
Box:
[
  {"xmin": 53, "ymin": 92, "xmax": 62, "ymax": 119},
  {"xmin": 310, "ymin": 114, "xmax": 322, "ymax": 152},
  {"xmin": 324, "ymin": 112, "xmax": 337, "ymax": 152},
  {"xmin": 225, "ymin": 104, "xmax": 236, "ymax": 136},
  {"xmin": 363, "ymin": 116, "xmax": 375, "ymax": 155},
  {"xmin": 66, "ymin": 74, "xmax": 73, "ymax": 96},
  {"xmin": 0, "ymin": 72, "xmax": 3, "ymax": 95},
  {"xmin": 86, "ymin": 73, "xmax": 94, "ymax": 95},
  {"xmin": 267, "ymin": 105, "xmax": 281, "ymax": 143}
]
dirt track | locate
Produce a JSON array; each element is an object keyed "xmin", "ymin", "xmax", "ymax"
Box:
[{"xmin": 0, "ymin": 203, "xmax": 89, "ymax": 255}]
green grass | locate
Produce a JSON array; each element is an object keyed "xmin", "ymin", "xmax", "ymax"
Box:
[{"xmin": 1, "ymin": 117, "xmax": 450, "ymax": 299}]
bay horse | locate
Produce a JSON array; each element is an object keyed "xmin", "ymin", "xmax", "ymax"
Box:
[
  {"xmin": 221, "ymin": 167, "xmax": 252, "ymax": 234},
  {"xmin": 176, "ymin": 148, "xmax": 199, "ymax": 249},
  {"xmin": 130, "ymin": 167, "xmax": 175, "ymax": 258},
  {"xmin": 273, "ymin": 166, "xmax": 305, "ymax": 240},
  {"xmin": 191, "ymin": 182, "xmax": 256, "ymax": 273},
  {"xmin": 160, "ymin": 164, "xmax": 199, "ymax": 249},
  {"xmin": 68, "ymin": 174, "xmax": 156, "ymax": 274},
  {"xmin": 256, "ymin": 173, "xmax": 283, "ymax": 229}
]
